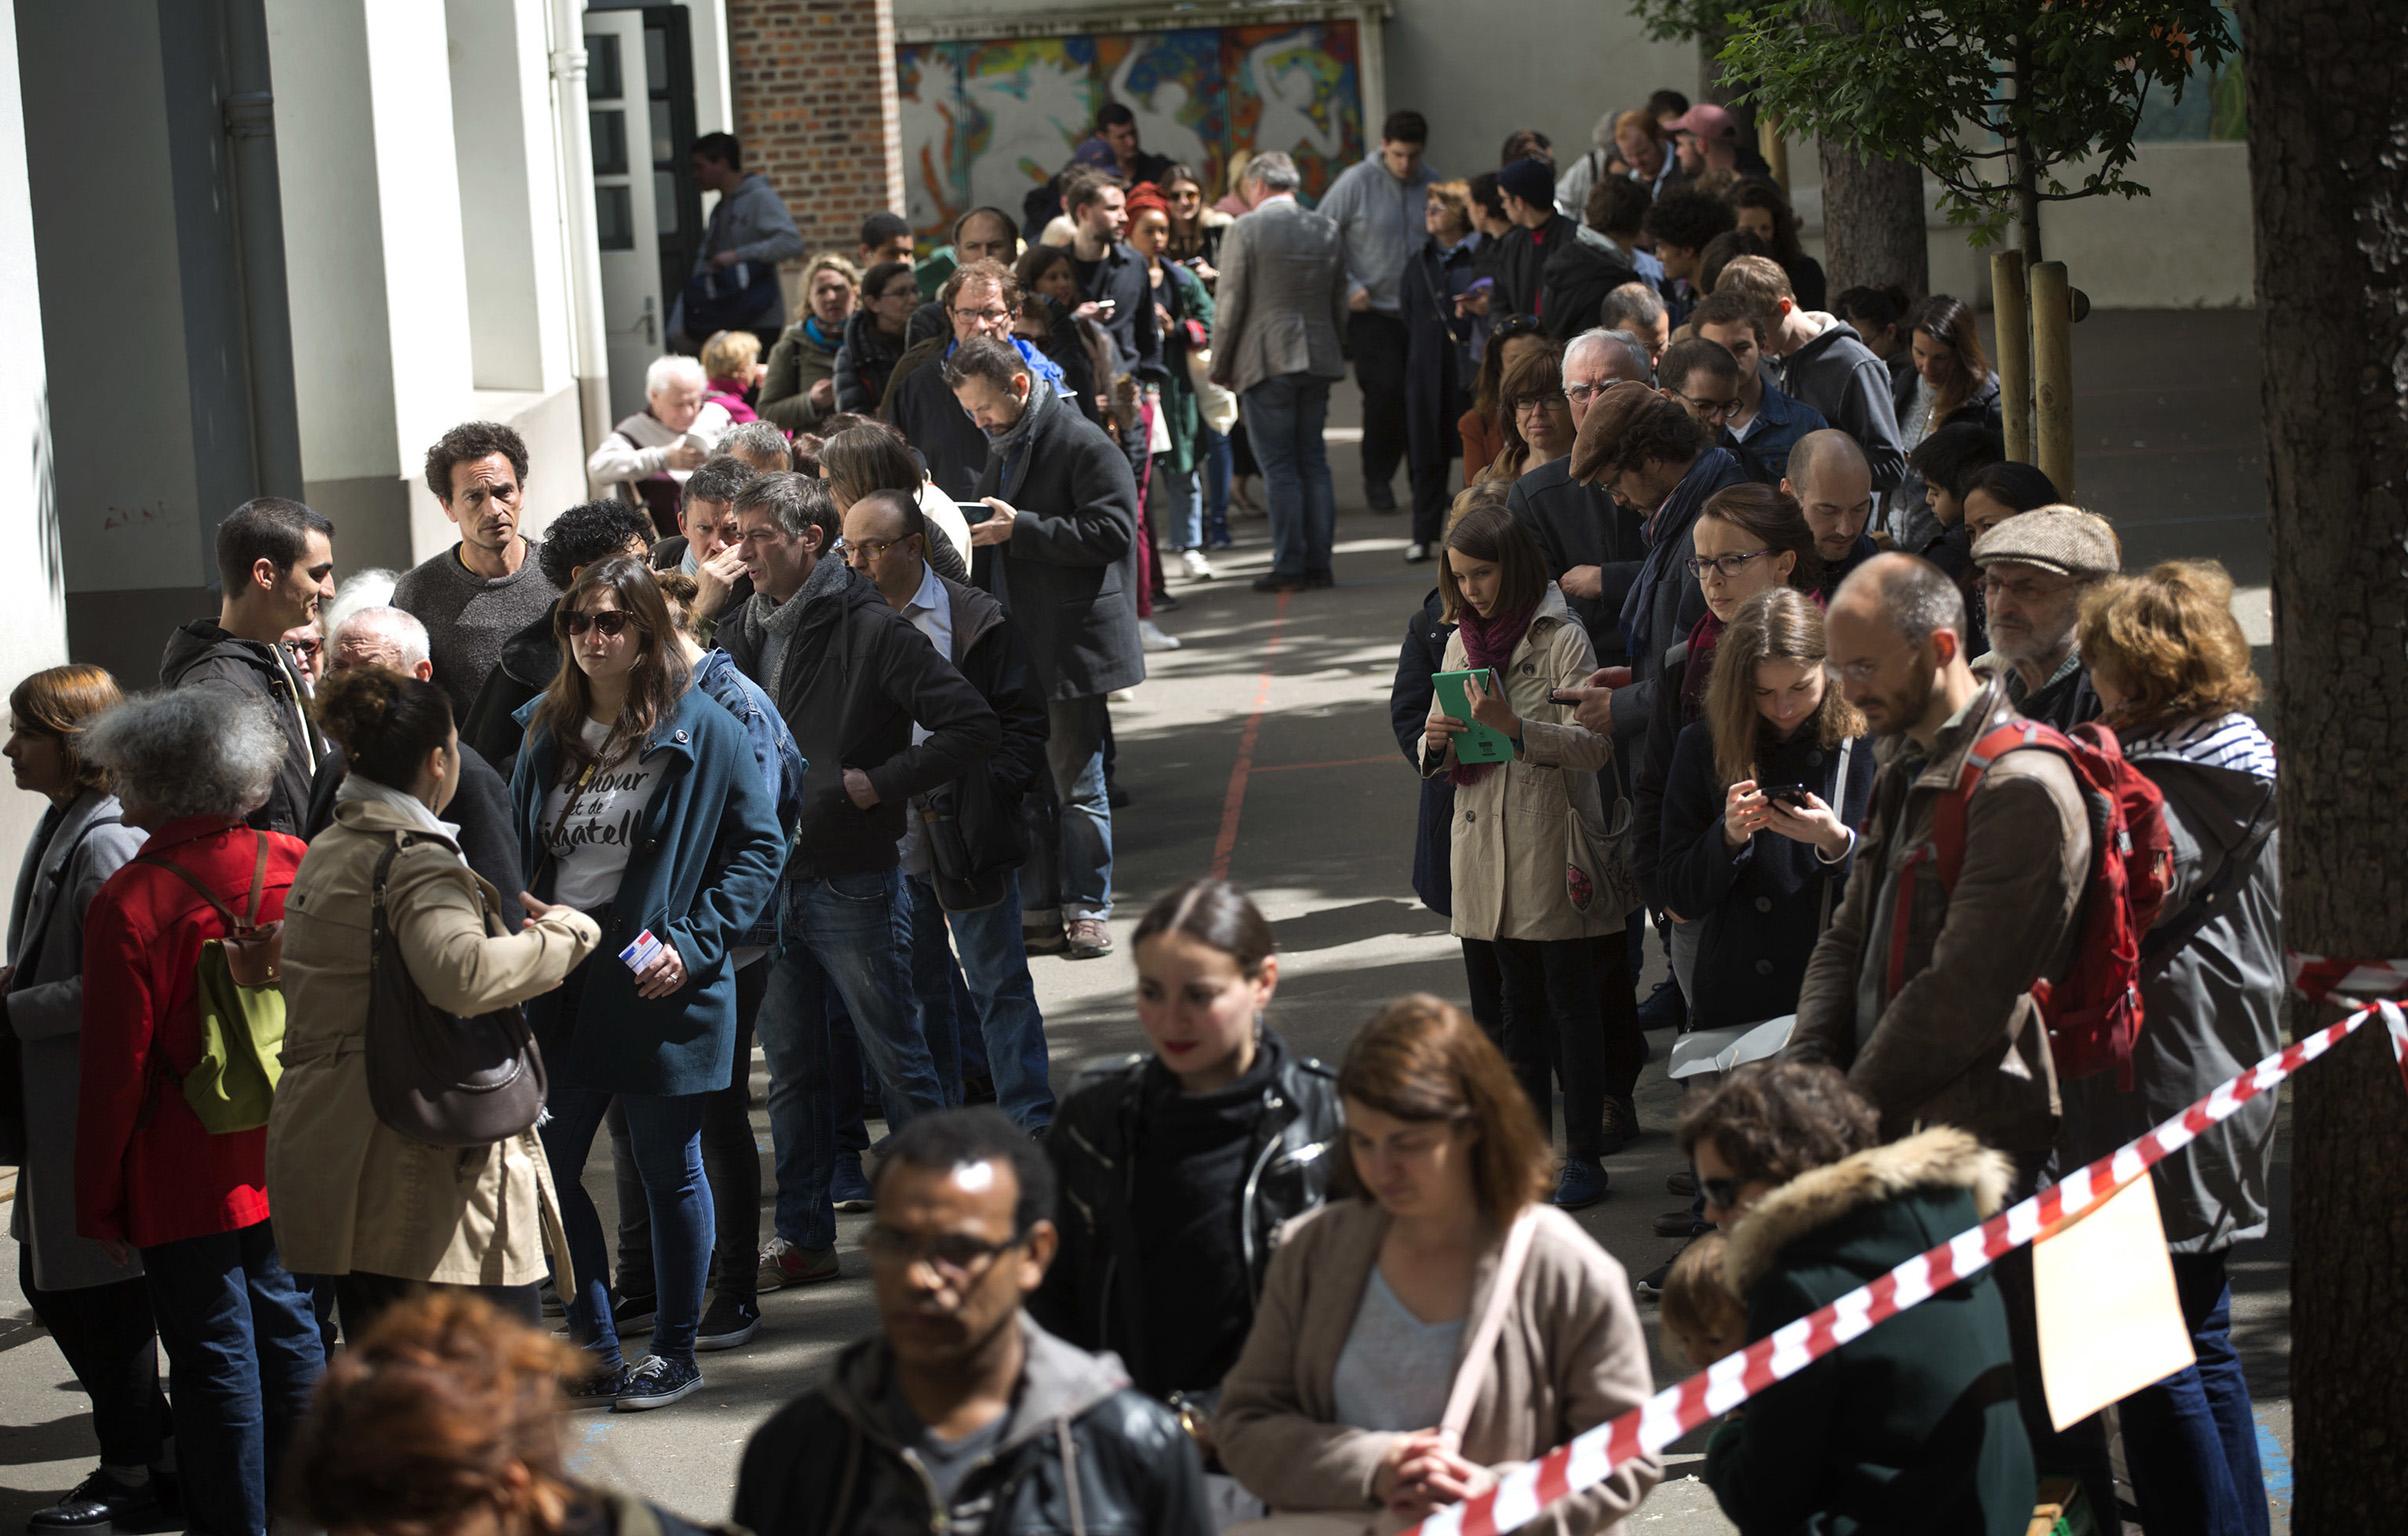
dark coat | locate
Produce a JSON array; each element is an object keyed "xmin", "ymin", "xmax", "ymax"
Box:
[
  {"xmin": 928, "ymin": 574, "xmax": 1050, "ymax": 876},
  {"xmin": 1537, "ymin": 235, "xmax": 1641, "ymax": 342},
  {"xmin": 1076, "ymin": 238, "xmax": 1168, "ymax": 384},
  {"xmin": 1707, "ymin": 1128, "xmax": 2034, "ymax": 1536},
  {"xmin": 1490, "ymin": 211, "xmax": 1582, "ymax": 324},
  {"xmin": 1401, "ymin": 236, "xmax": 1479, "ymax": 474},
  {"xmin": 1658, "ymin": 718, "xmax": 1876, "ymax": 1029},
  {"xmin": 509, "ymin": 686, "xmax": 785, "ymax": 1097},
  {"xmin": 159, "ymin": 621, "xmax": 323, "ymax": 836},
  {"xmin": 734, "ymin": 1317, "xmax": 1213, "ymax": 1536},
  {"xmin": 1507, "ymin": 457, "xmax": 1648, "ymax": 668},
  {"xmin": 1607, "ymin": 448, "xmax": 1754, "ymax": 738},
  {"xmin": 1724, "ymin": 377, "xmax": 1830, "ymax": 488},
  {"xmin": 460, "ymin": 604, "xmax": 560, "ymax": 779},
  {"xmin": 884, "ymin": 340, "xmax": 994, "ymax": 505},
  {"xmin": 834, "ymin": 309, "xmax": 911, "ymax": 415},
  {"xmin": 303, "ymin": 740, "xmax": 527, "ymax": 932},
  {"xmin": 1031, "ymin": 1031, "xmax": 1341, "ymax": 1398},
  {"xmin": 973, "ymin": 388, "xmax": 1146, "ymax": 700},
  {"xmin": 650, "ymin": 537, "xmax": 756, "ymax": 637},
  {"xmin": 1390, "ymin": 590, "xmax": 1457, "ymax": 916},
  {"xmin": 718, "ymin": 567, "xmax": 1002, "ymax": 882}
]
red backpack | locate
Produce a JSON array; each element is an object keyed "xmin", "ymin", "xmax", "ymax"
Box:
[{"xmin": 1887, "ymin": 717, "xmax": 2174, "ymax": 1090}]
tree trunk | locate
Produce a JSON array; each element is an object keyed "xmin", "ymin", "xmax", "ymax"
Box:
[
  {"xmin": 1817, "ymin": 143, "xmax": 1928, "ymax": 297},
  {"xmin": 2240, "ymin": 1, "xmax": 2408, "ymax": 1529}
]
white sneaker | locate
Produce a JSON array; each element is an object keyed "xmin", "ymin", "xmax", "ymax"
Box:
[
  {"xmin": 1139, "ymin": 619, "xmax": 1182, "ymax": 653},
  {"xmin": 1180, "ymin": 548, "xmax": 1217, "ymax": 581},
  {"xmin": 1405, "ymin": 542, "xmax": 1432, "ymax": 564}
]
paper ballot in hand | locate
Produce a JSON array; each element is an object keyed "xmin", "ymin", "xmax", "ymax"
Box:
[{"xmin": 2034, "ymin": 1172, "xmax": 2197, "ymax": 1431}]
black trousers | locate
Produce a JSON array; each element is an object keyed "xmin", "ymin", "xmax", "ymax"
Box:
[
  {"xmin": 1462, "ymin": 935, "xmax": 1607, "ymax": 1160},
  {"xmin": 19, "ymin": 1249, "xmax": 171, "ymax": 1469},
  {"xmin": 611, "ymin": 955, "xmax": 770, "ymax": 1303},
  {"xmin": 332, "ymin": 1272, "xmax": 541, "ymax": 1342},
  {"xmin": 1349, "ymin": 311, "xmax": 1410, "ymax": 491}
]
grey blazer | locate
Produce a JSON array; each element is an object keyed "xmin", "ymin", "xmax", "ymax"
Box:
[
  {"xmin": 6, "ymin": 789, "xmax": 147, "ymax": 1291},
  {"xmin": 1210, "ymin": 197, "xmax": 1349, "ymax": 397}
]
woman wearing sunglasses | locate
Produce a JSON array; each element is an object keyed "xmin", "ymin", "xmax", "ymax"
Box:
[
  {"xmin": 508, "ymin": 558, "xmax": 785, "ymax": 1412},
  {"xmin": 1677, "ymin": 1061, "xmax": 2034, "ymax": 1535}
]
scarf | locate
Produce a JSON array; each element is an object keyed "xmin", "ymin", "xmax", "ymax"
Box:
[
  {"xmin": 803, "ymin": 314, "xmax": 836, "ymax": 351},
  {"xmin": 1449, "ymin": 601, "xmax": 1539, "ymax": 787},
  {"xmin": 947, "ymin": 335, "xmax": 1073, "ymax": 402},
  {"xmin": 744, "ymin": 552, "xmax": 853, "ymax": 704},
  {"xmin": 985, "ymin": 374, "xmax": 1055, "ymax": 500},
  {"xmin": 337, "ymin": 772, "xmax": 466, "ymax": 862}
]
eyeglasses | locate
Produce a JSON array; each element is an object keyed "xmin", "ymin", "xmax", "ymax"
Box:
[
  {"xmin": 862, "ymin": 1225, "xmax": 1027, "ymax": 1281},
  {"xmin": 559, "ymin": 610, "xmax": 639, "ymax": 638},
  {"xmin": 1685, "ymin": 549, "xmax": 1776, "ymax": 581},
  {"xmin": 1564, "ymin": 380, "xmax": 1612, "ymax": 404},
  {"xmin": 286, "ymin": 637, "xmax": 321, "ymax": 658},
  {"xmin": 1696, "ymin": 1171, "xmax": 1744, "ymax": 1211},
  {"xmin": 1511, "ymin": 392, "xmax": 1569, "ymax": 416},
  {"xmin": 951, "ymin": 305, "xmax": 1013, "ymax": 323},
  {"xmin": 1979, "ymin": 571, "xmax": 2071, "ymax": 603},
  {"xmin": 1675, "ymin": 390, "xmax": 1741, "ymax": 423},
  {"xmin": 1823, "ymin": 638, "xmax": 1920, "ymax": 687},
  {"xmin": 844, "ymin": 536, "xmax": 910, "ymax": 564}
]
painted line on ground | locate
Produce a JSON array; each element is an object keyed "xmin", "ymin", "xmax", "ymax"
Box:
[
  {"xmin": 1250, "ymin": 754, "xmax": 1396, "ymax": 775},
  {"xmin": 2256, "ymin": 1417, "xmax": 2293, "ymax": 1508},
  {"xmin": 1208, "ymin": 590, "xmax": 1291, "ymax": 881}
]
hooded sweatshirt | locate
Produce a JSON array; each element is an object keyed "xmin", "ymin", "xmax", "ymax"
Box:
[
  {"xmin": 160, "ymin": 620, "xmax": 323, "ymax": 836},
  {"xmin": 692, "ymin": 171, "xmax": 804, "ymax": 327},
  {"xmin": 1317, "ymin": 154, "xmax": 1437, "ymax": 315},
  {"xmin": 1774, "ymin": 313, "xmax": 1908, "ymax": 493},
  {"xmin": 732, "ymin": 1316, "xmax": 1213, "ymax": 1536}
]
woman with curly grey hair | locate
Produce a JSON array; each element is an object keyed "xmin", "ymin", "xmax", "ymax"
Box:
[{"xmin": 73, "ymin": 690, "xmax": 326, "ymax": 1536}]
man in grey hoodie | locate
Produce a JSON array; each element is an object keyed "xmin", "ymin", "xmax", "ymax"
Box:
[
  {"xmin": 1718, "ymin": 254, "xmax": 1908, "ymax": 495},
  {"xmin": 732, "ymin": 1109, "xmax": 1212, "ymax": 1536},
  {"xmin": 1314, "ymin": 109, "xmax": 1436, "ymax": 513},
  {"xmin": 680, "ymin": 132, "xmax": 805, "ymax": 344}
]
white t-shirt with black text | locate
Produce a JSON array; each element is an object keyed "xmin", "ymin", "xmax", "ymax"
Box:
[{"xmin": 540, "ymin": 718, "xmax": 662, "ymax": 913}]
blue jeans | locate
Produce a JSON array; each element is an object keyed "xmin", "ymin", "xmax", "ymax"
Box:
[
  {"xmin": 1243, "ymin": 374, "xmax": 1335, "ymax": 579},
  {"xmin": 2117, "ymin": 1250, "xmax": 2269, "ymax": 1536},
  {"xmin": 1023, "ymin": 696, "xmax": 1113, "ymax": 923},
  {"xmin": 907, "ymin": 871, "xmax": 1056, "ymax": 1132},
  {"xmin": 142, "ymin": 1221, "xmax": 324, "ymax": 1536},
  {"xmin": 1154, "ymin": 453, "xmax": 1203, "ymax": 549},
  {"xmin": 541, "ymin": 1087, "xmax": 712, "ymax": 1368},
  {"xmin": 756, "ymin": 867, "xmax": 944, "ymax": 1250}
]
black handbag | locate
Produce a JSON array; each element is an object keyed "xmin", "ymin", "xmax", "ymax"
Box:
[
  {"xmin": 918, "ymin": 786, "xmax": 1007, "ymax": 913},
  {"xmin": 366, "ymin": 837, "xmax": 547, "ymax": 1148}
]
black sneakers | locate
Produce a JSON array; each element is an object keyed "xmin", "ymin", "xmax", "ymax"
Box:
[
  {"xmin": 564, "ymin": 1360, "xmax": 631, "ymax": 1410},
  {"xmin": 696, "ymin": 1293, "xmax": 761, "ymax": 1352},
  {"xmin": 616, "ymin": 1354, "xmax": 703, "ymax": 1411}
]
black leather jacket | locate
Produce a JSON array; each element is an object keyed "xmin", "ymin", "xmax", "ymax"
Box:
[{"xmin": 1030, "ymin": 1031, "xmax": 1340, "ymax": 1397}]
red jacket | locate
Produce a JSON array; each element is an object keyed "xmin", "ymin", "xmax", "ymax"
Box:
[{"xmin": 76, "ymin": 819, "xmax": 305, "ymax": 1249}]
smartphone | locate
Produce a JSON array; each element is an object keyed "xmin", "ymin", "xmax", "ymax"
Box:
[
  {"xmin": 1432, "ymin": 668, "xmax": 1514, "ymax": 765},
  {"xmin": 1758, "ymin": 784, "xmax": 1816, "ymax": 809}
]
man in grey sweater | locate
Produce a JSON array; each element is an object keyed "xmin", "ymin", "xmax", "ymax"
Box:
[
  {"xmin": 1313, "ymin": 109, "xmax": 1436, "ymax": 513},
  {"xmin": 1717, "ymin": 254, "xmax": 1908, "ymax": 494},
  {"xmin": 392, "ymin": 422, "xmax": 562, "ymax": 716}
]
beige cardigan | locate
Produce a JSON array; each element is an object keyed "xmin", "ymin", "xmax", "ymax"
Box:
[{"xmin": 1216, "ymin": 1198, "xmax": 1660, "ymax": 1534}]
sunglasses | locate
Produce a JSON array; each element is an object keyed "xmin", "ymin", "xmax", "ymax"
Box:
[
  {"xmin": 560, "ymin": 610, "xmax": 640, "ymax": 638},
  {"xmin": 1697, "ymin": 1171, "xmax": 1744, "ymax": 1211}
]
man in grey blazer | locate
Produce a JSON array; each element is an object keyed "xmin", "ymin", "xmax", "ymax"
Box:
[{"xmin": 1210, "ymin": 153, "xmax": 1350, "ymax": 592}]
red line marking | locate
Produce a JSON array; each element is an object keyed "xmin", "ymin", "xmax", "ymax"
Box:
[
  {"xmin": 1249, "ymin": 754, "xmax": 1396, "ymax": 774},
  {"xmin": 1208, "ymin": 591, "xmax": 1290, "ymax": 881}
]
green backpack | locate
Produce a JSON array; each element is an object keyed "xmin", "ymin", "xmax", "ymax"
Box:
[{"xmin": 138, "ymin": 833, "xmax": 287, "ymax": 1134}]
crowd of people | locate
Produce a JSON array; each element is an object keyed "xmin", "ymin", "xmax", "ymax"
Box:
[{"xmin": 0, "ymin": 91, "xmax": 2283, "ymax": 1536}]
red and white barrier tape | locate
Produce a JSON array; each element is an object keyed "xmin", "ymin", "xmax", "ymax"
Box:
[
  {"xmin": 2286, "ymin": 952, "xmax": 2408, "ymax": 1005},
  {"xmin": 1405, "ymin": 995, "xmax": 2408, "ymax": 1536}
]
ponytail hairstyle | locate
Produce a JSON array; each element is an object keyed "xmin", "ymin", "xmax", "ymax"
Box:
[
  {"xmin": 1131, "ymin": 878, "xmax": 1276, "ymax": 979},
  {"xmin": 313, "ymin": 666, "xmax": 455, "ymax": 793},
  {"xmin": 1703, "ymin": 587, "xmax": 1865, "ymax": 790}
]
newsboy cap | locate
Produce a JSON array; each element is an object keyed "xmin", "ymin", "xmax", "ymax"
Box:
[{"xmin": 1970, "ymin": 503, "xmax": 2121, "ymax": 580}]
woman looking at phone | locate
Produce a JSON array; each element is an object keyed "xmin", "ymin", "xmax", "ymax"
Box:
[
  {"xmin": 1657, "ymin": 588, "xmax": 1873, "ymax": 1024},
  {"xmin": 1418, "ymin": 503, "xmax": 1627, "ymax": 1209}
]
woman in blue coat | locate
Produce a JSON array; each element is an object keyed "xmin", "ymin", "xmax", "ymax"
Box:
[
  {"xmin": 1658, "ymin": 588, "xmax": 1874, "ymax": 1029},
  {"xmin": 509, "ymin": 558, "xmax": 784, "ymax": 1412}
]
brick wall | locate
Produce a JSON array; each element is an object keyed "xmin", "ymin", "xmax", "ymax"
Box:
[{"xmin": 726, "ymin": 0, "xmax": 904, "ymax": 265}]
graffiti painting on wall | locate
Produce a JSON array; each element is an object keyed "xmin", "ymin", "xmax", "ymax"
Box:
[{"xmin": 898, "ymin": 23, "xmax": 1363, "ymax": 242}]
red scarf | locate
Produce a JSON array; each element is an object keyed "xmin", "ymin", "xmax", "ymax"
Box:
[{"xmin": 1450, "ymin": 601, "xmax": 1538, "ymax": 786}]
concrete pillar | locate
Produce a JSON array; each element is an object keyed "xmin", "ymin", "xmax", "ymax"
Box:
[{"xmin": 728, "ymin": 0, "xmax": 903, "ymax": 257}]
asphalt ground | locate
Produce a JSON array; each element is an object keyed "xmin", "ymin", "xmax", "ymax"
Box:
[{"xmin": 0, "ymin": 309, "xmax": 2289, "ymax": 1532}]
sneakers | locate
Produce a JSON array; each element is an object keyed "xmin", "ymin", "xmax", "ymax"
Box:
[
  {"xmin": 29, "ymin": 1469, "xmax": 161, "ymax": 1532},
  {"xmin": 616, "ymin": 1354, "xmax": 703, "ymax": 1411},
  {"xmin": 1064, "ymin": 918, "xmax": 1114, "ymax": 960},
  {"xmin": 1599, "ymin": 1095, "xmax": 1641, "ymax": 1154},
  {"xmin": 611, "ymin": 1291, "xmax": 657, "ymax": 1337},
  {"xmin": 757, "ymin": 1237, "xmax": 840, "ymax": 1291},
  {"xmin": 1552, "ymin": 1157, "xmax": 1609, "ymax": 1210},
  {"xmin": 1180, "ymin": 548, "xmax": 1217, "ymax": 580},
  {"xmin": 1404, "ymin": 542, "xmax": 1432, "ymax": 563},
  {"xmin": 1139, "ymin": 618, "xmax": 1182, "ymax": 652},
  {"xmin": 564, "ymin": 1359, "xmax": 631, "ymax": 1410},
  {"xmin": 1637, "ymin": 977, "xmax": 1688, "ymax": 1032},
  {"xmin": 696, "ymin": 1294, "xmax": 761, "ymax": 1352},
  {"xmin": 833, "ymin": 1156, "xmax": 876, "ymax": 1213}
]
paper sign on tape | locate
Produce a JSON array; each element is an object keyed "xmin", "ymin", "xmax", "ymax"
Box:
[{"xmin": 2034, "ymin": 1173, "xmax": 2196, "ymax": 1431}]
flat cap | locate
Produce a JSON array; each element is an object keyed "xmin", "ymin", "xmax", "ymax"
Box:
[{"xmin": 1970, "ymin": 503, "xmax": 2120, "ymax": 579}]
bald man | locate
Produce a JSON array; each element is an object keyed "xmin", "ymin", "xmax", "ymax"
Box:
[
  {"xmin": 1506, "ymin": 329, "xmax": 1653, "ymax": 667},
  {"xmin": 1782, "ymin": 429, "xmax": 1878, "ymax": 586}
]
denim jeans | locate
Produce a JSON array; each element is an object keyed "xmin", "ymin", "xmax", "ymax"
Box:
[
  {"xmin": 541, "ymin": 1087, "xmax": 713, "ymax": 1368},
  {"xmin": 141, "ymin": 1221, "xmax": 324, "ymax": 1536},
  {"xmin": 1243, "ymin": 374, "xmax": 1336, "ymax": 579},
  {"xmin": 1153, "ymin": 453, "xmax": 1203, "ymax": 550},
  {"xmin": 1023, "ymin": 696, "xmax": 1113, "ymax": 923},
  {"xmin": 907, "ymin": 870, "xmax": 1056, "ymax": 1133},
  {"xmin": 755, "ymin": 867, "xmax": 945, "ymax": 1251},
  {"xmin": 2117, "ymin": 1249, "xmax": 2269, "ymax": 1536}
]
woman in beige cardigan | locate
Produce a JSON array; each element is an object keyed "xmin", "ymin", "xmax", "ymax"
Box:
[
  {"xmin": 1216, "ymin": 996, "xmax": 1660, "ymax": 1534},
  {"xmin": 271, "ymin": 667, "xmax": 599, "ymax": 1337}
]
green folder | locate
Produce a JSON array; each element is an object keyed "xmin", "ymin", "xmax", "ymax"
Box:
[{"xmin": 1433, "ymin": 668, "xmax": 1514, "ymax": 765}]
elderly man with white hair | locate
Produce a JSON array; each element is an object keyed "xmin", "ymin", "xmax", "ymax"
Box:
[
  {"xmin": 1507, "ymin": 328, "xmax": 1653, "ymax": 671},
  {"xmin": 298, "ymin": 602, "xmax": 528, "ymax": 928},
  {"xmin": 587, "ymin": 354, "xmax": 734, "ymax": 536}
]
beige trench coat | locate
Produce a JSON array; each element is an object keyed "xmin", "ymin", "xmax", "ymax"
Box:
[
  {"xmin": 269, "ymin": 798, "xmax": 599, "ymax": 1286},
  {"xmin": 1419, "ymin": 585, "xmax": 1619, "ymax": 944}
]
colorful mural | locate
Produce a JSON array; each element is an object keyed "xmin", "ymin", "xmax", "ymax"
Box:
[{"xmin": 897, "ymin": 22, "xmax": 1363, "ymax": 243}]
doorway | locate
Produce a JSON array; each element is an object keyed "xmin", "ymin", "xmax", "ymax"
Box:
[{"xmin": 586, "ymin": 4, "xmax": 701, "ymax": 421}]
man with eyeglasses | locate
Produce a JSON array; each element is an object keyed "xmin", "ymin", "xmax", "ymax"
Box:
[
  {"xmin": 1508, "ymin": 329, "xmax": 1651, "ymax": 667},
  {"xmin": 1968, "ymin": 504, "xmax": 2118, "ymax": 731},
  {"xmin": 733, "ymin": 1108, "xmax": 1212, "ymax": 1536},
  {"xmin": 885, "ymin": 261, "xmax": 1040, "ymax": 503},
  {"xmin": 1782, "ymin": 429, "xmax": 1880, "ymax": 589},
  {"xmin": 1657, "ymin": 335, "xmax": 1745, "ymax": 436},
  {"xmin": 1691, "ymin": 290, "xmax": 1828, "ymax": 487}
]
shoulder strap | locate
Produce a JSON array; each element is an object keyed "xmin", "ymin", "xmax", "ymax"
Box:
[
  {"xmin": 1931, "ymin": 720, "xmax": 2058, "ymax": 889},
  {"xmin": 134, "ymin": 848, "xmax": 247, "ymax": 932},
  {"xmin": 244, "ymin": 831, "xmax": 270, "ymax": 926},
  {"xmin": 1439, "ymin": 1210, "xmax": 1540, "ymax": 1440},
  {"xmin": 2141, "ymin": 781, "xmax": 2276, "ymax": 970}
]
